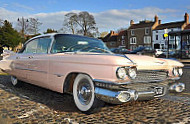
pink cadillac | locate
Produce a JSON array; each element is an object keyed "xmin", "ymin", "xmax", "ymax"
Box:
[{"xmin": 0, "ymin": 33, "xmax": 185, "ymax": 114}]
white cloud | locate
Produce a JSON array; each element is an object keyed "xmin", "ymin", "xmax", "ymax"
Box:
[
  {"xmin": 0, "ymin": 7, "xmax": 26, "ymax": 22},
  {"xmin": 0, "ymin": 7, "xmax": 181, "ymax": 33},
  {"xmin": 93, "ymin": 7, "xmax": 178, "ymax": 32}
]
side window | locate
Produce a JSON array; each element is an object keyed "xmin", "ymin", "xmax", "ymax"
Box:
[
  {"xmin": 51, "ymin": 35, "xmax": 77, "ymax": 53},
  {"xmin": 37, "ymin": 37, "xmax": 52, "ymax": 53},
  {"xmin": 22, "ymin": 37, "xmax": 52, "ymax": 54},
  {"xmin": 23, "ymin": 39, "xmax": 38, "ymax": 53}
]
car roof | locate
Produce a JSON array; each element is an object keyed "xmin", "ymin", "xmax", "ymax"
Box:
[
  {"xmin": 25, "ymin": 33, "xmax": 100, "ymax": 45},
  {"xmin": 30, "ymin": 33, "xmax": 100, "ymax": 40}
]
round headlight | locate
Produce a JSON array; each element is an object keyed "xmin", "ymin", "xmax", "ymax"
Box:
[
  {"xmin": 116, "ymin": 67, "xmax": 127, "ymax": 79},
  {"xmin": 178, "ymin": 68, "xmax": 183, "ymax": 76},
  {"xmin": 172, "ymin": 68, "xmax": 178, "ymax": 76},
  {"xmin": 128, "ymin": 68, "xmax": 137, "ymax": 79}
]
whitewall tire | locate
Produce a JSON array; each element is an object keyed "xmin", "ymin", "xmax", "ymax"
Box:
[{"xmin": 73, "ymin": 74, "xmax": 104, "ymax": 114}]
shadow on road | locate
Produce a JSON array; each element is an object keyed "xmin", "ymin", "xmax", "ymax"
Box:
[{"xmin": 0, "ymin": 75, "xmax": 79, "ymax": 113}]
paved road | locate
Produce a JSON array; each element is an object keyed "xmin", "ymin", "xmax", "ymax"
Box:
[{"xmin": 0, "ymin": 68, "xmax": 189, "ymax": 123}]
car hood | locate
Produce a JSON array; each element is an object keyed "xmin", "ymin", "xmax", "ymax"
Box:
[{"xmin": 126, "ymin": 54, "xmax": 184, "ymax": 70}]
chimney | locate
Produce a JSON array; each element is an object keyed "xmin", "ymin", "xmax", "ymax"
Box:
[
  {"xmin": 154, "ymin": 15, "xmax": 158, "ymax": 22},
  {"xmin": 130, "ymin": 20, "xmax": 134, "ymax": 25},
  {"xmin": 158, "ymin": 20, "xmax": 161, "ymax": 24},
  {"xmin": 184, "ymin": 13, "xmax": 189, "ymax": 24},
  {"xmin": 110, "ymin": 30, "xmax": 114, "ymax": 35}
]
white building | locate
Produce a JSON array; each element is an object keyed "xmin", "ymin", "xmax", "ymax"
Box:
[{"xmin": 152, "ymin": 13, "xmax": 189, "ymax": 49}]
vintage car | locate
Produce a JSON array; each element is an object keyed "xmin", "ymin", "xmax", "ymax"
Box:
[{"xmin": 0, "ymin": 33, "xmax": 185, "ymax": 114}]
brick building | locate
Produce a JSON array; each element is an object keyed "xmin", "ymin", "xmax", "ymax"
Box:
[
  {"xmin": 127, "ymin": 15, "xmax": 160, "ymax": 50},
  {"xmin": 117, "ymin": 30, "xmax": 128, "ymax": 48},
  {"xmin": 102, "ymin": 31, "xmax": 118, "ymax": 48}
]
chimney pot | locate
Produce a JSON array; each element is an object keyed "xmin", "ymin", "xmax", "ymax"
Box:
[
  {"xmin": 158, "ymin": 20, "xmax": 161, "ymax": 24},
  {"xmin": 130, "ymin": 20, "xmax": 134, "ymax": 25},
  {"xmin": 184, "ymin": 13, "xmax": 189, "ymax": 24},
  {"xmin": 154, "ymin": 15, "xmax": 158, "ymax": 22}
]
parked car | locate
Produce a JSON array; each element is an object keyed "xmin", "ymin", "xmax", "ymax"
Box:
[
  {"xmin": 0, "ymin": 33, "xmax": 185, "ymax": 114},
  {"xmin": 155, "ymin": 49, "xmax": 167, "ymax": 57},
  {"xmin": 110, "ymin": 47, "xmax": 131, "ymax": 54},
  {"xmin": 130, "ymin": 47, "xmax": 145, "ymax": 54},
  {"xmin": 156, "ymin": 50, "xmax": 190, "ymax": 59}
]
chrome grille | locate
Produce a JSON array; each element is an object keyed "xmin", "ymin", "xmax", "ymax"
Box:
[{"xmin": 132, "ymin": 70, "xmax": 168, "ymax": 83}]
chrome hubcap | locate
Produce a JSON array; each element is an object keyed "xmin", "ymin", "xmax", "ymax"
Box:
[
  {"xmin": 77, "ymin": 80, "xmax": 92, "ymax": 105},
  {"xmin": 11, "ymin": 76, "xmax": 17, "ymax": 85}
]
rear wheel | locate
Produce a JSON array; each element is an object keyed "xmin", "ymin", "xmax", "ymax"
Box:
[
  {"xmin": 11, "ymin": 76, "xmax": 22, "ymax": 87},
  {"xmin": 73, "ymin": 74, "xmax": 104, "ymax": 114}
]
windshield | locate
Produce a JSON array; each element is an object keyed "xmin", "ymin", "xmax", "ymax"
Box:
[{"xmin": 51, "ymin": 34, "xmax": 111, "ymax": 54}]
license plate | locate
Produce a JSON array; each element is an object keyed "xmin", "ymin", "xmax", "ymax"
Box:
[{"xmin": 154, "ymin": 87, "xmax": 163, "ymax": 95}]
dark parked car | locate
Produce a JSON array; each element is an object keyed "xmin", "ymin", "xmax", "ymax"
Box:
[
  {"xmin": 157, "ymin": 50, "xmax": 190, "ymax": 59},
  {"xmin": 110, "ymin": 47, "xmax": 131, "ymax": 54},
  {"xmin": 130, "ymin": 47, "xmax": 145, "ymax": 54}
]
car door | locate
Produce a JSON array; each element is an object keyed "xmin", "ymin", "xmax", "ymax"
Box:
[
  {"xmin": 26, "ymin": 37, "xmax": 52, "ymax": 88},
  {"xmin": 13, "ymin": 53, "xmax": 31, "ymax": 80},
  {"xmin": 13, "ymin": 39, "xmax": 38, "ymax": 81}
]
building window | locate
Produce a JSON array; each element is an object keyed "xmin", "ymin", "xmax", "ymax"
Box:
[
  {"xmin": 170, "ymin": 36, "xmax": 174, "ymax": 40},
  {"xmin": 131, "ymin": 30, "xmax": 134, "ymax": 35},
  {"xmin": 144, "ymin": 36, "xmax": 151, "ymax": 44},
  {"xmin": 188, "ymin": 35, "xmax": 190, "ymax": 45},
  {"xmin": 156, "ymin": 35, "xmax": 158, "ymax": 40},
  {"xmin": 145, "ymin": 28, "xmax": 149, "ymax": 35},
  {"xmin": 122, "ymin": 36, "xmax": 125, "ymax": 40},
  {"xmin": 130, "ymin": 37, "xmax": 136, "ymax": 44},
  {"xmin": 121, "ymin": 40, "xmax": 125, "ymax": 45}
]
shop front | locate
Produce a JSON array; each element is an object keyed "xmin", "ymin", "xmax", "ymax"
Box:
[{"xmin": 167, "ymin": 30, "xmax": 190, "ymax": 59}]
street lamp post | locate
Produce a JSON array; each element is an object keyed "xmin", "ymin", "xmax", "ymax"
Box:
[{"xmin": 17, "ymin": 17, "xmax": 29, "ymax": 43}]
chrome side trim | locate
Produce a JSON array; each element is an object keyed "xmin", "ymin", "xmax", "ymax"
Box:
[
  {"xmin": 15, "ymin": 67, "xmax": 47, "ymax": 74},
  {"xmin": 15, "ymin": 67, "xmax": 28, "ymax": 71},
  {"xmin": 53, "ymin": 73, "xmax": 64, "ymax": 77}
]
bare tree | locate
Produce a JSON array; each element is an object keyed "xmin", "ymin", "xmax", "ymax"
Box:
[
  {"xmin": 76, "ymin": 11, "xmax": 98, "ymax": 37},
  {"xmin": 63, "ymin": 12, "xmax": 77, "ymax": 34},
  {"xmin": 28, "ymin": 18, "xmax": 42, "ymax": 35},
  {"xmin": 63, "ymin": 11, "xmax": 99, "ymax": 37},
  {"xmin": 17, "ymin": 17, "xmax": 30, "ymax": 37}
]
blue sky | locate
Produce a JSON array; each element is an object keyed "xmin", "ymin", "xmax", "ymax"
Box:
[{"xmin": 0, "ymin": 0, "xmax": 190, "ymax": 33}]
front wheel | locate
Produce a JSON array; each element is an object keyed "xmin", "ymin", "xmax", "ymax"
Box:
[{"xmin": 73, "ymin": 74, "xmax": 104, "ymax": 114}]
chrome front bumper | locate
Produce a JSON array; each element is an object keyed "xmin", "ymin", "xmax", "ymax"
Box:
[{"xmin": 94, "ymin": 80, "xmax": 185, "ymax": 104}]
